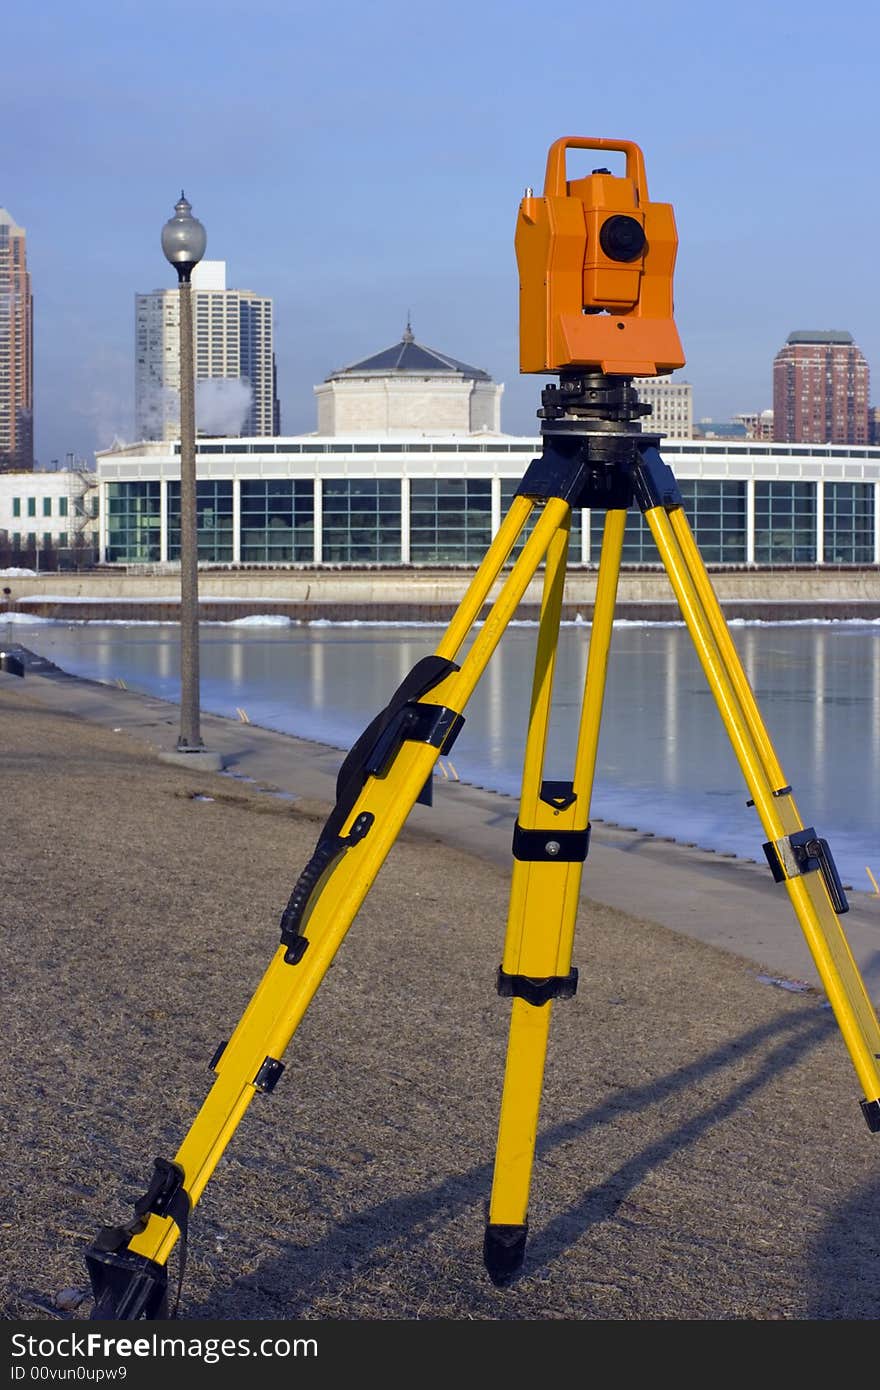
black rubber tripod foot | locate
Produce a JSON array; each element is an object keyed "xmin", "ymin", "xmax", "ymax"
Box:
[
  {"xmin": 484, "ymin": 1222, "xmax": 528, "ymax": 1286},
  {"xmin": 85, "ymin": 1244, "xmax": 169, "ymax": 1320}
]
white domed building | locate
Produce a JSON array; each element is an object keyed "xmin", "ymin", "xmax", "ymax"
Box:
[{"xmin": 314, "ymin": 322, "xmax": 503, "ymax": 438}]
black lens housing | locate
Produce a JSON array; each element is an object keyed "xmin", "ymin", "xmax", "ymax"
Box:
[{"xmin": 599, "ymin": 215, "xmax": 646, "ymax": 263}]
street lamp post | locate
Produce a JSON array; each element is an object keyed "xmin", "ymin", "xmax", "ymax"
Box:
[{"xmin": 160, "ymin": 194, "xmax": 221, "ymax": 768}]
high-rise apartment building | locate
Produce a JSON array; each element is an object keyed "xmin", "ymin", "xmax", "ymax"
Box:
[
  {"xmin": 135, "ymin": 260, "xmax": 277, "ymax": 441},
  {"xmin": 632, "ymin": 375, "xmax": 693, "ymax": 438},
  {"xmin": 0, "ymin": 209, "xmax": 34, "ymax": 470},
  {"xmin": 772, "ymin": 330, "xmax": 869, "ymax": 444}
]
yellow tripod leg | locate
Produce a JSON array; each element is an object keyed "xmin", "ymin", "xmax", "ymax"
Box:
[
  {"xmin": 485, "ymin": 509, "xmax": 627, "ymax": 1283},
  {"xmin": 644, "ymin": 500, "xmax": 880, "ymax": 1123},
  {"xmin": 86, "ymin": 494, "xmax": 572, "ymax": 1319}
]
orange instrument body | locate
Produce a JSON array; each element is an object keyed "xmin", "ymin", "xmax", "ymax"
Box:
[{"xmin": 516, "ymin": 136, "xmax": 686, "ymax": 377}]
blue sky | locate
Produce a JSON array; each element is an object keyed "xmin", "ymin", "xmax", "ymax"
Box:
[{"xmin": 7, "ymin": 0, "xmax": 880, "ymax": 465}]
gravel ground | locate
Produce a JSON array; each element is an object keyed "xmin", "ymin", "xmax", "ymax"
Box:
[{"xmin": 1, "ymin": 680, "xmax": 879, "ymax": 1322}]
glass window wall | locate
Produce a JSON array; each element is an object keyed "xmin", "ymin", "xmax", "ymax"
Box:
[
  {"xmin": 106, "ymin": 481, "xmax": 162, "ymax": 563},
  {"xmin": 240, "ymin": 480, "xmax": 314, "ymax": 562},
  {"xmin": 754, "ymin": 482, "xmax": 817, "ymax": 563},
  {"xmin": 167, "ymin": 480, "xmax": 234, "ymax": 562},
  {"xmin": 823, "ymin": 482, "xmax": 874, "ymax": 563},
  {"xmin": 321, "ymin": 479, "xmax": 401, "ymax": 563},
  {"xmin": 410, "ymin": 478, "xmax": 491, "ymax": 563},
  {"xmin": 678, "ymin": 481, "xmax": 747, "ymax": 563}
]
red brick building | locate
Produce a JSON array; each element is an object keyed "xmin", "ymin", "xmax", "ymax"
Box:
[{"xmin": 772, "ymin": 330, "xmax": 869, "ymax": 445}]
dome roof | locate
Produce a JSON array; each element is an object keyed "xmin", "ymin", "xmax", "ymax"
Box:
[{"xmin": 327, "ymin": 322, "xmax": 491, "ymax": 382}]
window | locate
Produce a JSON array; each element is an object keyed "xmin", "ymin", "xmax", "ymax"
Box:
[
  {"xmin": 27, "ymin": 498, "xmax": 36, "ymax": 517},
  {"xmin": 106, "ymin": 482, "xmax": 162, "ymax": 562},
  {"xmin": 12, "ymin": 498, "xmax": 20, "ymax": 517},
  {"xmin": 410, "ymin": 478, "xmax": 491, "ymax": 563},
  {"xmin": 240, "ymin": 480, "xmax": 314, "ymax": 562},
  {"xmin": 167, "ymin": 481, "xmax": 234, "ymax": 563},
  {"xmin": 42, "ymin": 497, "xmax": 52, "ymax": 517},
  {"xmin": 59, "ymin": 497, "xmax": 68, "ymax": 517},
  {"xmin": 823, "ymin": 482, "xmax": 874, "ymax": 563},
  {"xmin": 678, "ymin": 481, "xmax": 747, "ymax": 563},
  {"xmin": 321, "ymin": 479, "xmax": 401, "ymax": 563},
  {"xmin": 754, "ymin": 482, "xmax": 817, "ymax": 563}
]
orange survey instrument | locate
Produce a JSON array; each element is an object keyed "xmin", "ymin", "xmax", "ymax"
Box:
[{"xmin": 516, "ymin": 136, "xmax": 686, "ymax": 376}]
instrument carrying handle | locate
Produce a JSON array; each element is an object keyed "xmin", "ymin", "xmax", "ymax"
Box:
[{"xmin": 543, "ymin": 137, "xmax": 649, "ymax": 202}]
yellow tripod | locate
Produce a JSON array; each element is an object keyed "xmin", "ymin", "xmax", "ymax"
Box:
[
  {"xmin": 84, "ymin": 135, "xmax": 880, "ymax": 1316},
  {"xmin": 84, "ymin": 370, "xmax": 880, "ymax": 1316}
]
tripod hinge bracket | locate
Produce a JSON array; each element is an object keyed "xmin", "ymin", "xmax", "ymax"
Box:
[
  {"xmin": 496, "ymin": 966, "xmax": 579, "ymax": 1007},
  {"xmin": 515, "ymin": 439, "xmax": 593, "ymax": 505},
  {"xmin": 631, "ymin": 444, "xmax": 683, "ymax": 512},
  {"xmin": 763, "ymin": 828, "xmax": 849, "ymax": 914},
  {"xmin": 512, "ymin": 823, "xmax": 590, "ymax": 862}
]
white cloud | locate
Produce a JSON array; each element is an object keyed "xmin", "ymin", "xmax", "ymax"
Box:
[{"xmin": 197, "ymin": 377, "xmax": 252, "ymax": 435}]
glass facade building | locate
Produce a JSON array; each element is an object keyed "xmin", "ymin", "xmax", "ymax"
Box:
[{"xmin": 97, "ymin": 436, "xmax": 880, "ymax": 569}]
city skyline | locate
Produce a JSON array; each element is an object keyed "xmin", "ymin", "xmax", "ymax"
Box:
[{"xmin": 6, "ymin": 0, "xmax": 880, "ymax": 467}]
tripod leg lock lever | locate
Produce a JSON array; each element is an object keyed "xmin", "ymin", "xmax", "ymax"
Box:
[
  {"xmin": 763, "ymin": 828, "xmax": 849, "ymax": 914},
  {"xmin": 496, "ymin": 966, "xmax": 579, "ymax": 1007}
]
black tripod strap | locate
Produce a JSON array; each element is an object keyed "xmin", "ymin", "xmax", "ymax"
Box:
[
  {"xmin": 279, "ymin": 655, "xmax": 462, "ymax": 956},
  {"xmin": 327, "ymin": 654, "xmax": 460, "ymax": 836}
]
